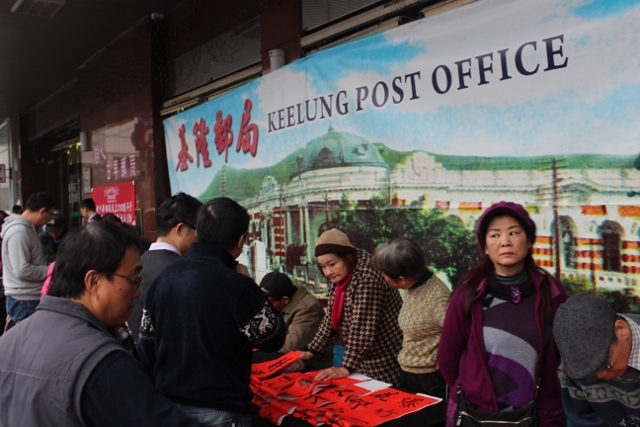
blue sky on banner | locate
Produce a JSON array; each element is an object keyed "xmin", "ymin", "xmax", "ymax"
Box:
[{"xmin": 165, "ymin": 0, "xmax": 640, "ymax": 195}]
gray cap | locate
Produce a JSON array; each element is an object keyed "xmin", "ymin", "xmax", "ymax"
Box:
[{"xmin": 553, "ymin": 293, "xmax": 616, "ymax": 380}]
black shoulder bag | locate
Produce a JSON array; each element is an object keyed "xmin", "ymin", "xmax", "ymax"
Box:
[{"xmin": 454, "ymin": 320, "xmax": 551, "ymax": 427}]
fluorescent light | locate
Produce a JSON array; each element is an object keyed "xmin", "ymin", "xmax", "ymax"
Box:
[{"xmin": 11, "ymin": 0, "xmax": 66, "ymax": 17}]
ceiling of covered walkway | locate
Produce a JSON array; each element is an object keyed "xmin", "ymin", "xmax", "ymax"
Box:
[{"xmin": 0, "ymin": 0, "xmax": 184, "ymax": 123}]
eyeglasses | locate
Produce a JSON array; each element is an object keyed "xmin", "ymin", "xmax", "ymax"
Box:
[
  {"xmin": 112, "ymin": 273, "xmax": 143, "ymax": 288},
  {"xmin": 181, "ymin": 221, "xmax": 196, "ymax": 230}
]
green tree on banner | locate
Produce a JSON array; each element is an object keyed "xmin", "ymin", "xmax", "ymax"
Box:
[{"xmin": 331, "ymin": 194, "xmax": 481, "ymax": 287}]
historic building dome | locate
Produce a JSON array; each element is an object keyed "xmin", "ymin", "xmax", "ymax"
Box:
[{"xmin": 292, "ymin": 125, "xmax": 387, "ymax": 178}]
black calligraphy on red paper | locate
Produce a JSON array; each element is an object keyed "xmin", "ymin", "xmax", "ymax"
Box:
[
  {"xmin": 374, "ymin": 408, "xmax": 398, "ymax": 418},
  {"xmin": 250, "ymin": 354, "xmax": 442, "ymax": 427}
]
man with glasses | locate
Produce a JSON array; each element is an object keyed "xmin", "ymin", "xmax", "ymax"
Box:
[
  {"xmin": 1, "ymin": 192, "xmax": 55, "ymax": 328},
  {"xmin": 128, "ymin": 192, "xmax": 202, "ymax": 341},
  {"xmin": 553, "ymin": 293, "xmax": 640, "ymax": 426},
  {"xmin": 0, "ymin": 221, "xmax": 206, "ymax": 427}
]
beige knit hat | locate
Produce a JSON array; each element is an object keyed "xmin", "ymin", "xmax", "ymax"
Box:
[{"xmin": 315, "ymin": 228, "xmax": 356, "ymax": 257}]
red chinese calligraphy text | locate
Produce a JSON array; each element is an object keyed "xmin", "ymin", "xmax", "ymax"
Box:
[
  {"xmin": 236, "ymin": 99, "xmax": 259, "ymax": 157},
  {"xmin": 214, "ymin": 110, "xmax": 234, "ymax": 163},
  {"xmin": 176, "ymin": 124, "xmax": 194, "ymax": 172},
  {"xmin": 193, "ymin": 118, "xmax": 212, "ymax": 168}
]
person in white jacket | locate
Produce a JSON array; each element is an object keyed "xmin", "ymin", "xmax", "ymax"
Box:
[{"xmin": 1, "ymin": 192, "xmax": 56, "ymax": 327}]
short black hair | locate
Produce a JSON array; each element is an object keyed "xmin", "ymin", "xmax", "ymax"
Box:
[
  {"xmin": 25, "ymin": 193, "xmax": 56, "ymax": 212},
  {"xmin": 11, "ymin": 205, "xmax": 22, "ymax": 214},
  {"xmin": 156, "ymin": 192, "xmax": 203, "ymax": 237},
  {"xmin": 80, "ymin": 198, "xmax": 97, "ymax": 211},
  {"xmin": 48, "ymin": 222, "xmax": 139, "ymax": 299},
  {"xmin": 196, "ymin": 197, "xmax": 249, "ymax": 249},
  {"xmin": 102, "ymin": 213, "xmax": 123, "ymax": 224}
]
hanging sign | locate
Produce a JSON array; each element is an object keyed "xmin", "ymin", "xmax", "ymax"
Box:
[{"xmin": 91, "ymin": 181, "xmax": 136, "ymax": 225}]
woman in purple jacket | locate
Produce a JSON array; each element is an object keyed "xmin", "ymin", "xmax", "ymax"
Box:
[{"xmin": 437, "ymin": 201, "xmax": 567, "ymax": 427}]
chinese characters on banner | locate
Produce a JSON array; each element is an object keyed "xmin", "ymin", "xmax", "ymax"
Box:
[
  {"xmin": 250, "ymin": 352, "xmax": 441, "ymax": 426},
  {"xmin": 176, "ymin": 99, "xmax": 259, "ymax": 173},
  {"xmin": 91, "ymin": 181, "xmax": 136, "ymax": 225}
]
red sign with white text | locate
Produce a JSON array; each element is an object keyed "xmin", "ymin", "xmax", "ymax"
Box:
[{"xmin": 91, "ymin": 181, "xmax": 136, "ymax": 225}]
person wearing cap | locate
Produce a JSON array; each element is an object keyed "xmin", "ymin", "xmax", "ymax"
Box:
[
  {"xmin": 38, "ymin": 213, "xmax": 68, "ymax": 263},
  {"xmin": 437, "ymin": 201, "xmax": 567, "ymax": 427},
  {"xmin": 299, "ymin": 228, "xmax": 403, "ymax": 385},
  {"xmin": 260, "ymin": 272, "xmax": 330, "ymax": 365},
  {"xmin": 553, "ymin": 293, "xmax": 640, "ymax": 426},
  {"xmin": 371, "ymin": 237, "xmax": 450, "ymax": 403}
]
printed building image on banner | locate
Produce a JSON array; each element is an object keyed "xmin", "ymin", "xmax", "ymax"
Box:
[
  {"xmin": 164, "ymin": 0, "xmax": 640, "ymax": 307},
  {"xmin": 91, "ymin": 181, "xmax": 136, "ymax": 225}
]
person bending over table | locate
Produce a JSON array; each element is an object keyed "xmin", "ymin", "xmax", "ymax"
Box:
[
  {"xmin": 371, "ymin": 237, "xmax": 450, "ymax": 400},
  {"xmin": 299, "ymin": 228, "xmax": 403, "ymax": 385}
]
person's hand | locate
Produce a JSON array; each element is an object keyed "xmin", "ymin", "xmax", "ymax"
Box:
[
  {"xmin": 235, "ymin": 263, "xmax": 250, "ymax": 277},
  {"xmin": 314, "ymin": 367, "xmax": 349, "ymax": 381},
  {"xmin": 298, "ymin": 351, "xmax": 314, "ymax": 360},
  {"xmin": 278, "ymin": 359, "xmax": 305, "ymax": 374}
]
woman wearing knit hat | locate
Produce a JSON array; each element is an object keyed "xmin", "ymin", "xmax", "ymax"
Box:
[
  {"xmin": 437, "ymin": 201, "xmax": 568, "ymax": 427},
  {"xmin": 299, "ymin": 228, "xmax": 403, "ymax": 385}
]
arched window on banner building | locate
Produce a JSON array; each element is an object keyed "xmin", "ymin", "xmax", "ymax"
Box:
[{"xmin": 600, "ymin": 220, "xmax": 623, "ymax": 272}]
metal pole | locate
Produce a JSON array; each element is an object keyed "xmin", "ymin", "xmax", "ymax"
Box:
[{"xmin": 553, "ymin": 158, "xmax": 561, "ymax": 280}]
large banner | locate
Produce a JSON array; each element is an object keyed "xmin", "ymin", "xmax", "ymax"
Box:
[{"xmin": 164, "ymin": 0, "xmax": 640, "ymax": 305}]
